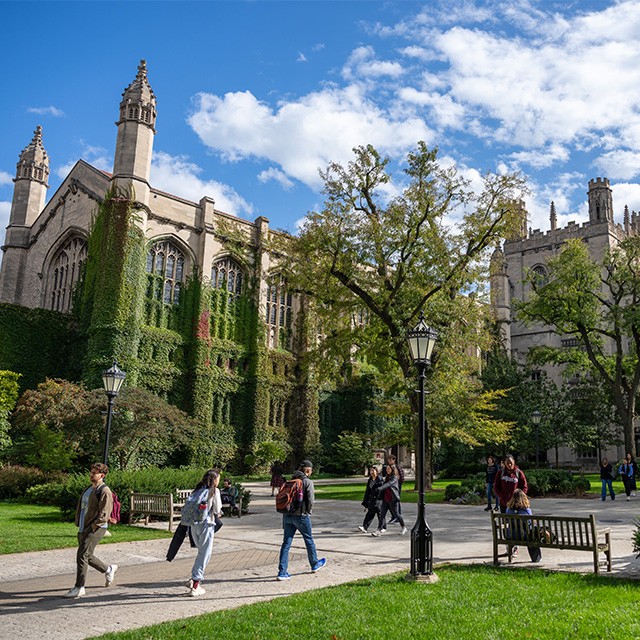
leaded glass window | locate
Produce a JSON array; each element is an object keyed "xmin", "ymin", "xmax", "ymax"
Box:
[{"xmin": 48, "ymin": 236, "xmax": 87, "ymax": 313}]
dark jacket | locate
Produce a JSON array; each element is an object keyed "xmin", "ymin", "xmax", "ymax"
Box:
[
  {"xmin": 290, "ymin": 470, "xmax": 314, "ymax": 516},
  {"xmin": 493, "ymin": 466, "xmax": 527, "ymax": 508},
  {"xmin": 377, "ymin": 474, "xmax": 401, "ymax": 503},
  {"xmin": 362, "ymin": 476, "xmax": 383, "ymax": 510},
  {"xmin": 600, "ymin": 463, "xmax": 614, "ymax": 480},
  {"xmin": 486, "ymin": 463, "xmax": 499, "ymax": 484}
]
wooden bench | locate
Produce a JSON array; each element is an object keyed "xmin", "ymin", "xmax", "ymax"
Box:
[
  {"xmin": 130, "ymin": 493, "xmax": 175, "ymax": 532},
  {"xmin": 221, "ymin": 485, "xmax": 242, "ymax": 518},
  {"xmin": 491, "ymin": 512, "xmax": 612, "ymax": 574},
  {"xmin": 173, "ymin": 489, "xmax": 191, "ymax": 517}
]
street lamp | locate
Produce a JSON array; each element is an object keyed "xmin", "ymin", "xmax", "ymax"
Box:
[
  {"xmin": 102, "ymin": 361, "xmax": 126, "ymax": 464},
  {"xmin": 531, "ymin": 409, "xmax": 542, "ymax": 468},
  {"xmin": 406, "ymin": 312, "xmax": 438, "ymax": 582}
]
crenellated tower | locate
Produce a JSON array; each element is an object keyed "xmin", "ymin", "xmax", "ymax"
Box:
[
  {"xmin": 112, "ymin": 59, "xmax": 156, "ymax": 203},
  {"xmin": 0, "ymin": 126, "xmax": 50, "ymax": 304},
  {"xmin": 588, "ymin": 177, "xmax": 613, "ymax": 224}
]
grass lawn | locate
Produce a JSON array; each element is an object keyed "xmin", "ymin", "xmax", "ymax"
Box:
[
  {"xmin": 584, "ymin": 473, "xmax": 627, "ymax": 498},
  {"xmin": 315, "ymin": 478, "xmax": 455, "ymax": 504},
  {"xmin": 90, "ymin": 565, "xmax": 640, "ymax": 640},
  {"xmin": 0, "ymin": 502, "xmax": 172, "ymax": 555}
]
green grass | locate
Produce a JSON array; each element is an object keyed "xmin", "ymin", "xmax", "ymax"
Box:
[
  {"xmin": 90, "ymin": 565, "xmax": 640, "ymax": 640},
  {"xmin": 0, "ymin": 502, "xmax": 172, "ymax": 554},
  {"xmin": 584, "ymin": 474, "xmax": 626, "ymax": 498},
  {"xmin": 315, "ymin": 478, "xmax": 455, "ymax": 503}
]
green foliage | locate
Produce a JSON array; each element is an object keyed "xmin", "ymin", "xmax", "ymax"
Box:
[
  {"xmin": 9, "ymin": 378, "xmax": 197, "ymax": 471},
  {"xmin": 329, "ymin": 431, "xmax": 375, "ymax": 474},
  {"xmin": 516, "ymin": 236, "xmax": 640, "ymax": 455},
  {"xmin": 26, "ymin": 467, "xmax": 252, "ymax": 519},
  {"xmin": 633, "ymin": 517, "xmax": 640, "ymax": 558},
  {"xmin": 0, "ymin": 465, "xmax": 65, "ymax": 499},
  {"xmin": 0, "ymin": 370, "xmax": 20, "ymax": 451},
  {"xmin": 0, "ymin": 304, "xmax": 80, "ymax": 391}
]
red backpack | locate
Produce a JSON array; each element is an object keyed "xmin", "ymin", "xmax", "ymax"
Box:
[
  {"xmin": 275, "ymin": 478, "xmax": 304, "ymax": 513},
  {"xmin": 97, "ymin": 485, "xmax": 121, "ymax": 524}
]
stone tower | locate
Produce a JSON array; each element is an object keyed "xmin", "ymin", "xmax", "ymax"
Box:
[
  {"xmin": 0, "ymin": 126, "xmax": 50, "ymax": 304},
  {"xmin": 588, "ymin": 177, "xmax": 613, "ymax": 223},
  {"xmin": 112, "ymin": 59, "xmax": 156, "ymax": 204}
]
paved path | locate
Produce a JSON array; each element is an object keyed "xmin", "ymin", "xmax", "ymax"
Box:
[{"xmin": 1, "ymin": 483, "xmax": 638, "ymax": 639}]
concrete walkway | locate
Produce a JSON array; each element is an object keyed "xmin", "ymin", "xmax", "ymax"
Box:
[{"xmin": 1, "ymin": 482, "xmax": 639, "ymax": 639}]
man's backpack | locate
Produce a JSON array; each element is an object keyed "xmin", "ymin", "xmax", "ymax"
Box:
[
  {"xmin": 96, "ymin": 485, "xmax": 121, "ymax": 524},
  {"xmin": 180, "ymin": 487, "xmax": 211, "ymax": 526},
  {"xmin": 275, "ymin": 478, "xmax": 304, "ymax": 514}
]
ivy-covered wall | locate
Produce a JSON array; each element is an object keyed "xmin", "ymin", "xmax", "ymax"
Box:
[{"xmin": 0, "ymin": 303, "xmax": 81, "ymax": 391}]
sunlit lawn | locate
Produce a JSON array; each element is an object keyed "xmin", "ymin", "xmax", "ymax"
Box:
[
  {"xmin": 315, "ymin": 478, "xmax": 455, "ymax": 503},
  {"xmin": 90, "ymin": 565, "xmax": 640, "ymax": 640},
  {"xmin": 0, "ymin": 502, "xmax": 172, "ymax": 554},
  {"xmin": 584, "ymin": 473, "xmax": 626, "ymax": 498}
]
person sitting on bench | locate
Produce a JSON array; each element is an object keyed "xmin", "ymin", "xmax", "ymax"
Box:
[{"xmin": 220, "ymin": 478, "xmax": 238, "ymax": 512}]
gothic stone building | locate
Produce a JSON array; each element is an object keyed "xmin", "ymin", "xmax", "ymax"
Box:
[
  {"xmin": 0, "ymin": 61, "xmax": 324, "ymax": 467},
  {"xmin": 491, "ymin": 179, "xmax": 637, "ymax": 466}
]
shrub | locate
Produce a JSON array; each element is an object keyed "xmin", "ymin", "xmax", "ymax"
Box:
[
  {"xmin": 633, "ymin": 517, "xmax": 640, "ymax": 558},
  {"xmin": 454, "ymin": 491, "xmax": 484, "ymax": 505},
  {"xmin": 444, "ymin": 484, "xmax": 467, "ymax": 501},
  {"xmin": 0, "ymin": 465, "xmax": 65, "ymax": 499},
  {"xmin": 29, "ymin": 467, "xmax": 253, "ymax": 520},
  {"xmin": 330, "ymin": 431, "xmax": 374, "ymax": 475}
]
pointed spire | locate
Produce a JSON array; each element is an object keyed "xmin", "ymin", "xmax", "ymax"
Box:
[
  {"xmin": 117, "ymin": 59, "xmax": 156, "ymax": 130},
  {"xmin": 550, "ymin": 201, "xmax": 557, "ymax": 231},
  {"xmin": 16, "ymin": 125, "xmax": 49, "ymax": 185},
  {"xmin": 624, "ymin": 205, "xmax": 630, "ymax": 232}
]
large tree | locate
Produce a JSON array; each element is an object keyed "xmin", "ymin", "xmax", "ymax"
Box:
[
  {"xmin": 283, "ymin": 143, "xmax": 527, "ymax": 479},
  {"xmin": 516, "ymin": 237, "xmax": 640, "ymax": 456}
]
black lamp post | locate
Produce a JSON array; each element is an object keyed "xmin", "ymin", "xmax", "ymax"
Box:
[
  {"xmin": 406, "ymin": 312, "xmax": 438, "ymax": 581},
  {"xmin": 102, "ymin": 361, "xmax": 126, "ymax": 464},
  {"xmin": 531, "ymin": 409, "xmax": 542, "ymax": 467}
]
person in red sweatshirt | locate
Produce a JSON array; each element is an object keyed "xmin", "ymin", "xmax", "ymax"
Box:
[{"xmin": 493, "ymin": 455, "xmax": 528, "ymax": 513}]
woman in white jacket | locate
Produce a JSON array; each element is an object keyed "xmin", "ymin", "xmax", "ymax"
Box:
[{"xmin": 182, "ymin": 469, "xmax": 222, "ymax": 596}]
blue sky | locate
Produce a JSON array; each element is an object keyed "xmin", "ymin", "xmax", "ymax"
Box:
[{"xmin": 2, "ymin": 0, "xmax": 640, "ymax": 241}]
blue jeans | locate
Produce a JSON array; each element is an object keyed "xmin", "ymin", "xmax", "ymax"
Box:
[
  {"xmin": 487, "ymin": 482, "xmax": 498, "ymax": 508},
  {"xmin": 190, "ymin": 521, "xmax": 215, "ymax": 582},
  {"xmin": 278, "ymin": 514, "xmax": 318, "ymax": 574},
  {"xmin": 601, "ymin": 479, "xmax": 615, "ymax": 501}
]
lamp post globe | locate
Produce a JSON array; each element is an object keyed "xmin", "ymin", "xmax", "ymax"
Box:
[
  {"xmin": 102, "ymin": 361, "xmax": 126, "ymax": 464},
  {"xmin": 406, "ymin": 312, "xmax": 438, "ymax": 581}
]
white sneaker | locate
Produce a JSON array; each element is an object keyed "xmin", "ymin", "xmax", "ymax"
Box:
[
  {"xmin": 105, "ymin": 564, "xmax": 118, "ymax": 586},
  {"xmin": 380, "ymin": 528, "xmax": 387, "ymax": 533},
  {"xmin": 371, "ymin": 530, "xmax": 381, "ymax": 537},
  {"xmin": 627, "ymin": 496, "xmax": 631, "ymax": 501},
  {"xmin": 357, "ymin": 525, "xmax": 367, "ymax": 533},
  {"xmin": 64, "ymin": 586, "xmax": 85, "ymax": 598},
  {"xmin": 190, "ymin": 585, "xmax": 206, "ymax": 596},
  {"xmin": 401, "ymin": 527, "xmax": 408, "ymax": 535}
]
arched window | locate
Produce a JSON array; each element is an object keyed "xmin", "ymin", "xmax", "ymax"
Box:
[
  {"xmin": 531, "ymin": 265, "xmax": 548, "ymax": 288},
  {"xmin": 265, "ymin": 275, "xmax": 293, "ymax": 349},
  {"xmin": 146, "ymin": 241, "xmax": 185, "ymax": 305},
  {"xmin": 211, "ymin": 257, "xmax": 244, "ymax": 299},
  {"xmin": 47, "ymin": 237, "xmax": 87, "ymax": 313}
]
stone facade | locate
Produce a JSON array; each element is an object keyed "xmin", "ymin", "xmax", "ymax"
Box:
[
  {"xmin": 491, "ymin": 179, "xmax": 639, "ymax": 466},
  {"xmin": 0, "ymin": 61, "xmax": 318, "ymax": 467}
]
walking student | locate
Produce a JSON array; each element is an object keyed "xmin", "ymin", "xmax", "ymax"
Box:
[
  {"xmin": 493, "ymin": 454, "xmax": 528, "ymax": 513},
  {"xmin": 65, "ymin": 463, "xmax": 118, "ymax": 598},
  {"xmin": 180, "ymin": 469, "xmax": 222, "ymax": 596},
  {"xmin": 485, "ymin": 455, "xmax": 500, "ymax": 511},
  {"xmin": 277, "ymin": 459, "xmax": 326, "ymax": 580},
  {"xmin": 600, "ymin": 457, "xmax": 616, "ymax": 501},
  {"xmin": 358, "ymin": 466, "xmax": 383, "ymax": 533},
  {"xmin": 372, "ymin": 464, "xmax": 407, "ymax": 536},
  {"xmin": 619, "ymin": 456, "xmax": 634, "ymax": 501}
]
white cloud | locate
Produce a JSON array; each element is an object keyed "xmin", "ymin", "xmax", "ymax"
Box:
[
  {"xmin": 150, "ymin": 151, "xmax": 253, "ymax": 218},
  {"xmin": 507, "ymin": 144, "xmax": 570, "ymax": 170},
  {"xmin": 258, "ymin": 167, "xmax": 294, "ymax": 190},
  {"xmin": 0, "ymin": 201, "xmax": 11, "ymax": 231},
  {"xmin": 341, "ymin": 46, "xmax": 404, "ymax": 81},
  {"xmin": 0, "ymin": 171, "xmax": 13, "ymax": 186},
  {"xmin": 312, "ymin": 43, "xmax": 325, "ymax": 52},
  {"xmin": 188, "ymin": 87, "xmax": 432, "ymax": 190},
  {"xmin": 27, "ymin": 106, "xmax": 65, "ymax": 117},
  {"xmin": 56, "ymin": 143, "xmax": 112, "ymax": 178},
  {"xmin": 612, "ymin": 182, "xmax": 640, "ymax": 217},
  {"xmin": 297, "ymin": 52, "xmax": 307, "ymax": 63},
  {"xmin": 593, "ymin": 150, "xmax": 640, "ymax": 181}
]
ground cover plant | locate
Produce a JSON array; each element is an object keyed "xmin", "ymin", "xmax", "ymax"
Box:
[
  {"xmin": 90, "ymin": 565, "xmax": 640, "ymax": 640},
  {"xmin": 0, "ymin": 502, "xmax": 171, "ymax": 554}
]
